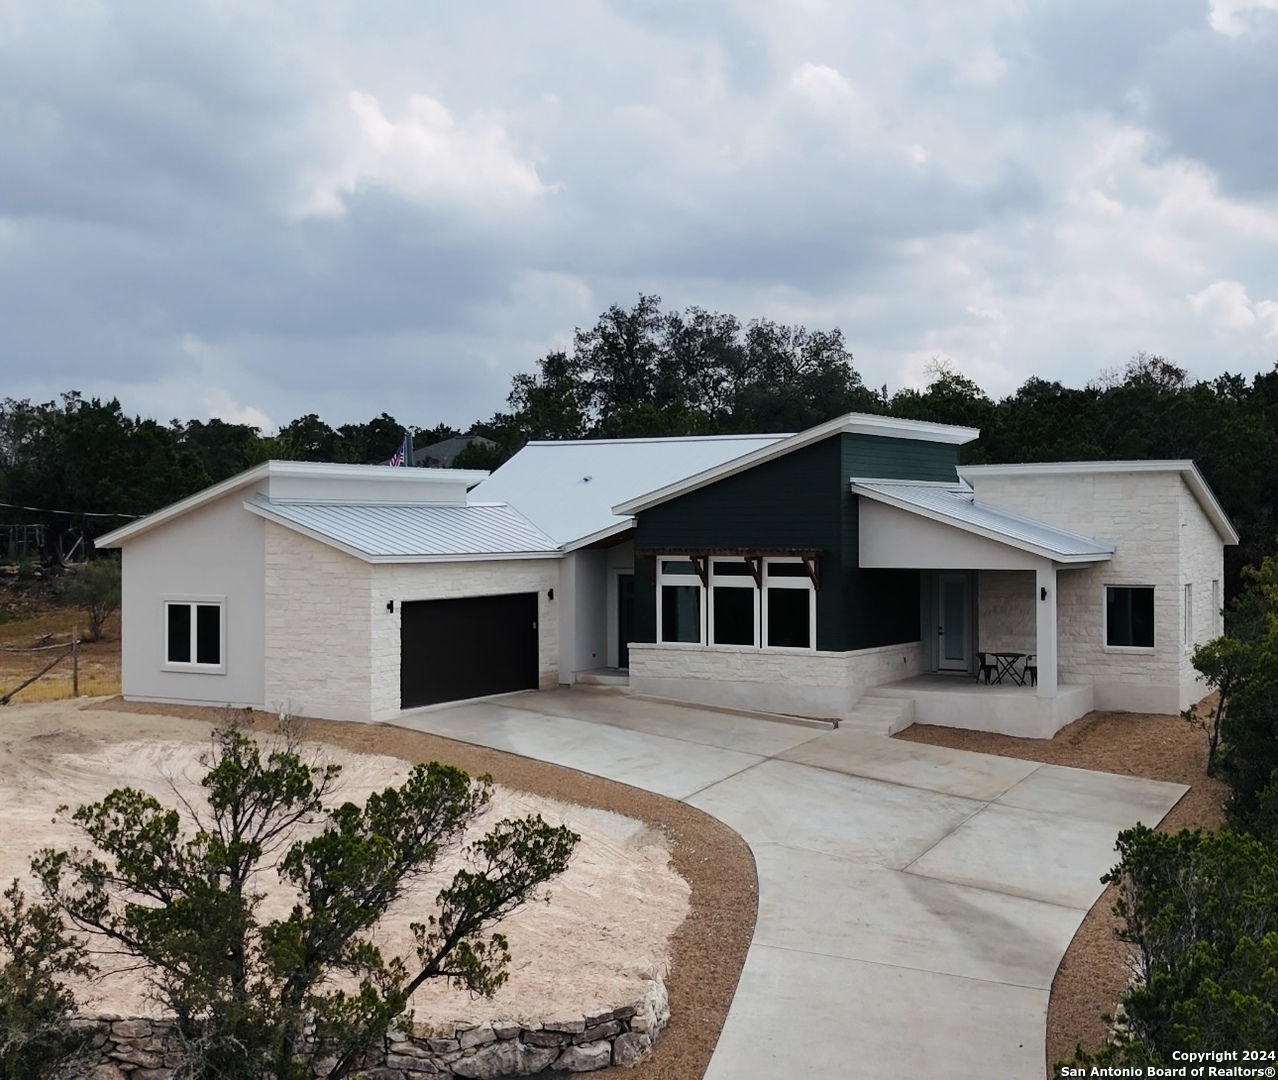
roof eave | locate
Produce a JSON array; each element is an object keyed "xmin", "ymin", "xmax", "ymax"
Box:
[
  {"xmin": 96, "ymin": 463, "xmax": 272, "ymax": 548},
  {"xmin": 614, "ymin": 412, "xmax": 979, "ymax": 516},
  {"xmin": 956, "ymin": 460, "xmax": 1240, "ymax": 546},
  {"xmin": 561, "ymin": 519, "xmax": 636, "ymax": 553},
  {"xmin": 851, "ymin": 484, "xmax": 1115, "ymax": 564}
]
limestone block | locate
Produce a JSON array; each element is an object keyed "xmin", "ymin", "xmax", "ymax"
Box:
[
  {"xmin": 611, "ymin": 1032, "xmax": 653, "ymax": 1068},
  {"xmin": 554, "ymin": 1040, "xmax": 612, "ymax": 1072},
  {"xmin": 448, "ymin": 1041, "xmax": 558, "ymax": 1078}
]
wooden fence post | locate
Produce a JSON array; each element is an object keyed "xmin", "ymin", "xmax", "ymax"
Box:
[{"xmin": 72, "ymin": 631, "xmax": 79, "ymax": 698}]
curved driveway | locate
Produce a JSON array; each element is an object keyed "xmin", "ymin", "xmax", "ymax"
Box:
[{"xmin": 393, "ymin": 688, "xmax": 1186, "ymax": 1079}]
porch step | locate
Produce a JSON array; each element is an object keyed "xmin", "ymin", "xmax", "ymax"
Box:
[
  {"xmin": 840, "ymin": 695, "xmax": 916, "ymax": 736},
  {"xmin": 575, "ymin": 668, "xmax": 630, "ymax": 687}
]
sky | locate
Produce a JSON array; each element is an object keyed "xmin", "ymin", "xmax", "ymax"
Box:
[{"xmin": 1, "ymin": 0, "xmax": 1276, "ymax": 433}]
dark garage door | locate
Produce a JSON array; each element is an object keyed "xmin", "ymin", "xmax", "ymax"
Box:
[{"xmin": 400, "ymin": 593, "xmax": 539, "ymax": 709}]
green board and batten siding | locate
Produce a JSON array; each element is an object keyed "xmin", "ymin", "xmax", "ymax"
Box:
[{"xmin": 632, "ymin": 432, "xmax": 959, "ymax": 651}]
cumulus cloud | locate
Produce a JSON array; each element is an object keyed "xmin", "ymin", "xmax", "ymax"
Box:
[
  {"xmin": 300, "ymin": 92, "xmax": 554, "ymax": 218},
  {"xmin": 790, "ymin": 62, "xmax": 856, "ymax": 108},
  {"xmin": 1208, "ymin": 0, "xmax": 1278, "ymax": 36},
  {"xmin": 1189, "ymin": 281, "xmax": 1278, "ymax": 336}
]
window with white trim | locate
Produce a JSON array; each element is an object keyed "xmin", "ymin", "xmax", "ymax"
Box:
[
  {"xmin": 709, "ymin": 559, "xmax": 757, "ymax": 646},
  {"xmin": 1106, "ymin": 586, "xmax": 1154, "ymax": 648},
  {"xmin": 657, "ymin": 559, "xmax": 703, "ymax": 644},
  {"xmin": 164, "ymin": 599, "xmax": 225, "ymax": 670},
  {"xmin": 762, "ymin": 559, "xmax": 816, "ymax": 650},
  {"xmin": 655, "ymin": 555, "xmax": 817, "ymax": 651}
]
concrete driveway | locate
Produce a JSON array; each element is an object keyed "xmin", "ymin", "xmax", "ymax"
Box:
[{"xmin": 392, "ymin": 688, "xmax": 1186, "ymax": 1079}]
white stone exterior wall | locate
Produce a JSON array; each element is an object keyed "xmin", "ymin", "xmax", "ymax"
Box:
[
  {"xmin": 976, "ymin": 571, "xmax": 1035, "ymax": 652},
  {"xmin": 264, "ymin": 521, "xmax": 373, "ymax": 722},
  {"xmin": 370, "ymin": 558, "xmax": 560, "ymax": 721},
  {"xmin": 628, "ymin": 640, "xmax": 923, "ymax": 720},
  {"xmin": 967, "ymin": 471, "xmax": 1220, "ymax": 714},
  {"xmin": 1179, "ymin": 483, "xmax": 1224, "ymax": 709}
]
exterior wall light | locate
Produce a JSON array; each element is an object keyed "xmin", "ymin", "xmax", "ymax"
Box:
[
  {"xmin": 386, "ymin": 600, "xmax": 394, "ymax": 612},
  {"xmin": 1040, "ymin": 587, "xmax": 1048, "ymax": 601}
]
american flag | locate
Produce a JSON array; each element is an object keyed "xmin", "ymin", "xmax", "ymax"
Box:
[{"xmin": 387, "ymin": 432, "xmax": 411, "ymax": 467}]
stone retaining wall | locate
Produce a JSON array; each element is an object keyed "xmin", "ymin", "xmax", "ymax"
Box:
[{"xmin": 70, "ymin": 978, "xmax": 669, "ymax": 1080}]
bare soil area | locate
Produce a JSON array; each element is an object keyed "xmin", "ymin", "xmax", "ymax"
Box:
[
  {"xmin": 895, "ymin": 708, "xmax": 1226, "ymax": 1077},
  {"xmin": 0, "ymin": 599, "xmax": 121, "ymax": 702},
  {"xmin": 11, "ymin": 697, "xmax": 757, "ymax": 1080}
]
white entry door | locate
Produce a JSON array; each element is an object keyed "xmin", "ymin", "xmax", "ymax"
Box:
[{"xmin": 937, "ymin": 573, "xmax": 970, "ymax": 671}]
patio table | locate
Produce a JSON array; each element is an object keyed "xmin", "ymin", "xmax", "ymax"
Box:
[{"xmin": 989, "ymin": 651, "xmax": 1026, "ymax": 685}]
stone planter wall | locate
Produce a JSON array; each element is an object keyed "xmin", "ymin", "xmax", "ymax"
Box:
[{"xmin": 69, "ymin": 977, "xmax": 669, "ymax": 1080}]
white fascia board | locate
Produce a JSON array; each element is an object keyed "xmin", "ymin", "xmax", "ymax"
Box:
[
  {"xmin": 957, "ymin": 460, "xmax": 1239, "ymax": 545},
  {"xmin": 93, "ymin": 460, "xmax": 492, "ymax": 549},
  {"xmin": 96, "ymin": 463, "xmax": 271, "ymax": 548},
  {"xmin": 560, "ymin": 519, "xmax": 636, "ymax": 553},
  {"xmin": 613, "ymin": 412, "xmax": 980, "ymax": 515},
  {"xmin": 851, "ymin": 483, "xmax": 1114, "ymax": 564},
  {"xmin": 243, "ymin": 499, "xmax": 560, "ymax": 564}
]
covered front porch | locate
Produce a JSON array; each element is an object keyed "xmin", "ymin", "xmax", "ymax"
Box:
[
  {"xmin": 872, "ymin": 673, "xmax": 1095, "ymax": 739},
  {"xmin": 855, "ymin": 479, "xmax": 1115, "ymax": 738}
]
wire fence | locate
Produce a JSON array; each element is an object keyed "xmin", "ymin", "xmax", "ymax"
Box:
[{"xmin": 0, "ymin": 632, "xmax": 80, "ymax": 704}]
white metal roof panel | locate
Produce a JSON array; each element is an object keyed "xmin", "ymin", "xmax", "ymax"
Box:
[
  {"xmin": 472, "ymin": 434, "xmax": 785, "ymax": 547},
  {"xmin": 851, "ymin": 480, "xmax": 1115, "ymax": 561},
  {"xmin": 244, "ymin": 496, "xmax": 558, "ymax": 560}
]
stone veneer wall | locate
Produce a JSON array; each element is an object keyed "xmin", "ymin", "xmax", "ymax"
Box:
[
  {"xmin": 628, "ymin": 640, "xmax": 924, "ymax": 720},
  {"xmin": 70, "ymin": 979, "xmax": 668, "ymax": 1080},
  {"xmin": 967, "ymin": 471, "xmax": 1213, "ymax": 714},
  {"xmin": 264, "ymin": 521, "xmax": 373, "ymax": 722},
  {"xmin": 975, "ymin": 571, "xmax": 1035, "ymax": 653}
]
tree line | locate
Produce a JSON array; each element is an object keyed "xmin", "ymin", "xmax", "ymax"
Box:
[{"xmin": 3, "ymin": 295, "xmax": 1277, "ymax": 594}]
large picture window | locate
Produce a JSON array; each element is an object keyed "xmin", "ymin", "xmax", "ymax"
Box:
[
  {"xmin": 164, "ymin": 599, "xmax": 225, "ymax": 670},
  {"xmin": 1106, "ymin": 586, "xmax": 1154, "ymax": 649}
]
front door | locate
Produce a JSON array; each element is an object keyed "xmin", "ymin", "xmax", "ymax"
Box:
[
  {"xmin": 937, "ymin": 573, "xmax": 969, "ymax": 672},
  {"xmin": 617, "ymin": 573, "xmax": 634, "ymax": 669}
]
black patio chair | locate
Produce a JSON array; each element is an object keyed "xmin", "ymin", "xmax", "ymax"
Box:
[
  {"xmin": 1023, "ymin": 654, "xmax": 1037, "ymax": 686},
  {"xmin": 976, "ymin": 652, "xmax": 996, "ymax": 684}
]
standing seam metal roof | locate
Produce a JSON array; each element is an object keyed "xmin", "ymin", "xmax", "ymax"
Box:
[
  {"xmin": 851, "ymin": 481, "xmax": 1116, "ymax": 560},
  {"xmin": 244, "ymin": 496, "xmax": 559, "ymax": 559}
]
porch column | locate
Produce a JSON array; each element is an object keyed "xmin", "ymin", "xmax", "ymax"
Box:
[{"xmin": 1035, "ymin": 561, "xmax": 1058, "ymax": 699}]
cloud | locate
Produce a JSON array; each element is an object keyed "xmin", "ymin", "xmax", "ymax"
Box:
[
  {"xmin": 1208, "ymin": 0, "xmax": 1278, "ymax": 36},
  {"xmin": 299, "ymin": 92, "xmax": 555, "ymax": 218},
  {"xmin": 1189, "ymin": 281, "xmax": 1278, "ymax": 336},
  {"xmin": 790, "ymin": 63, "xmax": 856, "ymax": 108}
]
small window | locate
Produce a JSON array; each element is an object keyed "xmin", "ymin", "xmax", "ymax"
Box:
[
  {"xmin": 1106, "ymin": 586, "xmax": 1154, "ymax": 648},
  {"xmin": 766, "ymin": 589, "xmax": 811, "ymax": 648},
  {"xmin": 165, "ymin": 600, "xmax": 224, "ymax": 669}
]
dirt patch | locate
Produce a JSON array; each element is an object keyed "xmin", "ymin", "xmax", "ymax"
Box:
[
  {"xmin": 0, "ymin": 607, "xmax": 121, "ymax": 702},
  {"xmin": 895, "ymin": 709, "xmax": 1227, "ymax": 1077},
  {"xmin": 31, "ymin": 697, "xmax": 758, "ymax": 1080}
]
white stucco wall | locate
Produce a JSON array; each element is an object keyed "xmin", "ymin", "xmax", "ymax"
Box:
[
  {"xmin": 120, "ymin": 489, "xmax": 266, "ymax": 708},
  {"xmin": 370, "ymin": 558, "xmax": 560, "ymax": 721},
  {"xmin": 1179, "ymin": 483, "xmax": 1224, "ymax": 710},
  {"xmin": 967, "ymin": 471, "xmax": 1220, "ymax": 714},
  {"xmin": 263, "ymin": 521, "xmax": 373, "ymax": 722},
  {"xmin": 628, "ymin": 640, "xmax": 924, "ymax": 720},
  {"xmin": 976, "ymin": 570, "xmax": 1036, "ymax": 653},
  {"xmin": 558, "ymin": 550, "xmax": 607, "ymax": 682}
]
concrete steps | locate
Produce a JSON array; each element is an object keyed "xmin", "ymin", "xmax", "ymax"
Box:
[
  {"xmin": 839, "ymin": 695, "xmax": 916, "ymax": 736},
  {"xmin": 574, "ymin": 668, "xmax": 631, "ymax": 688}
]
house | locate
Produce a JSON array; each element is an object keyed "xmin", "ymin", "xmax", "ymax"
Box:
[
  {"xmin": 96, "ymin": 412, "xmax": 1236, "ymax": 737},
  {"xmin": 412, "ymin": 435, "xmax": 497, "ymax": 468}
]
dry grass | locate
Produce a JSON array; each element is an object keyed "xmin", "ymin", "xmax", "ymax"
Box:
[
  {"xmin": 0, "ymin": 606, "xmax": 121, "ymax": 702},
  {"xmin": 895, "ymin": 707, "xmax": 1227, "ymax": 1078}
]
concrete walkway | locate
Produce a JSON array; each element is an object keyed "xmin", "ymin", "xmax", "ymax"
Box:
[{"xmin": 391, "ymin": 688, "xmax": 1186, "ymax": 1079}]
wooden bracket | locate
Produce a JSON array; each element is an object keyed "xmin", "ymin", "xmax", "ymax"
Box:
[{"xmin": 801, "ymin": 554, "xmax": 821, "ymax": 589}]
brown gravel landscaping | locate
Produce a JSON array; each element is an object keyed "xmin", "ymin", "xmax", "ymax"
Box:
[
  {"xmin": 895, "ymin": 706, "xmax": 1227, "ymax": 1079},
  {"xmin": 90, "ymin": 697, "xmax": 758, "ymax": 1080}
]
